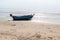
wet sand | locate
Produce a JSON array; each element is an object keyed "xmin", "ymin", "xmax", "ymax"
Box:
[{"xmin": 0, "ymin": 20, "xmax": 60, "ymax": 40}]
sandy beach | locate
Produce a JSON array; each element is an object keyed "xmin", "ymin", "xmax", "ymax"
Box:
[{"xmin": 0, "ymin": 20, "xmax": 60, "ymax": 40}]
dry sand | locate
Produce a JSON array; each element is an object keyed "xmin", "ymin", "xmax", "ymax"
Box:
[{"xmin": 0, "ymin": 20, "xmax": 60, "ymax": 40}]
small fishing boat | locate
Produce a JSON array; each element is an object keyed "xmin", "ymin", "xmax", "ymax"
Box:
[{"xmin": 10, "ymin": 14, "xmax": 34, "ymax": 20}]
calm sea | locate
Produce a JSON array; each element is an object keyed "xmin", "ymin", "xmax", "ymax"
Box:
[{"xmin": 0, "ymin": 12, "xmax": 60, "ymax": 23}]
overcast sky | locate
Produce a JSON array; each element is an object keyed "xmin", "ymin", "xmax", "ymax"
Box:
[{"xmin": 0, "ymin": 0, "xmax": 60, "ymax": 12}]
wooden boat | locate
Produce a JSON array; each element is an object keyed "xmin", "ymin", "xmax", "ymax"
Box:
[{"xmin": 10, "ymin": 14, "xmax": 34, "ymax": 20}]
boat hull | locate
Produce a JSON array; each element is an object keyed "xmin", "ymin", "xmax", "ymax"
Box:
[{"xmin": 11, "ymin": 15, "xmax": 33, "ymax": 20}]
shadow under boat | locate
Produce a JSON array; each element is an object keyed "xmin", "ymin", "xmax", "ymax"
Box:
[{"xmin": 10, "ymin": 14, "xmax": 35, "ymax": 21}]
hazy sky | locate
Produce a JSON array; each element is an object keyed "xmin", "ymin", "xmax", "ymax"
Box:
[{"xmin": 0, "ymin": 0, "xmax": 60, "ymax": 12}]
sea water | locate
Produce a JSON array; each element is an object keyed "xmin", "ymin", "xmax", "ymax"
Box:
[{"xmin": 0, "ymin": 12, "xmax": 60, "ymax": 23}]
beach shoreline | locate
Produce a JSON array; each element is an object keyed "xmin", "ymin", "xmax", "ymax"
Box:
[{"xmin": 0, "ymin": 20, "xmax": 60, "ymax": 40}]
